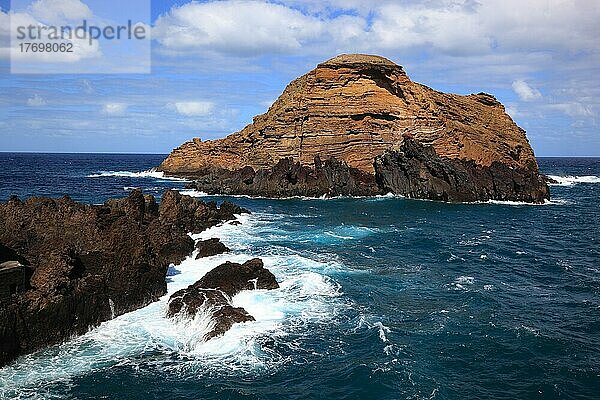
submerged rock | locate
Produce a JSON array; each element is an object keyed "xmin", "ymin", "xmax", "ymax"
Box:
[
  {"xmin": 166, "ymin": 258, "xmax": 278, "ymax": 340},
  {"xmin": 158, "ymin": 54, "xmax": 548, "ymax": 203},
  {"xmin": 0, "ymin": 189, "xmax": 246, "ymax": 367},
  {"xmin": 195, "ymin": 238, "xmax": 230, "ymax": 259}
]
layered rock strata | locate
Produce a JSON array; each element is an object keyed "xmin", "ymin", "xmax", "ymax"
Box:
[{"xmin": 158, "ymin": 54, "xmax": 548, "ymax": 203}]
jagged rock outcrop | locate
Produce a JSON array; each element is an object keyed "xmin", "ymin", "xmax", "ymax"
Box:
[
  {"xmin": 375, "ymin": 138, "xmax": 549, "ymax": 203},
  {"xmin": 0, "ymin": 190, "xmax": 246, "ymax": 367},
  {"xmin": 167, "ymin": 258, "xmax": 278, "ymax": 340},
  {"xmin": 187, "ymin": 156, "xmax": 379, "ymax": 197},
  {"xmin": 158, "ymin": 53, "xmax": 548, "ymax": 203},
  {"xmin": 195, "ymin": 238, "xmax": 230, "ymax": 259}
]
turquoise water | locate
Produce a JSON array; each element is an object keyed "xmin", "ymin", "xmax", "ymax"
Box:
[{"xmin": 0, "ymin": 154, "xmax": 599, "ymax": 399}]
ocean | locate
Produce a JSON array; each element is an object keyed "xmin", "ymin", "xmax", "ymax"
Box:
[{"xmin": 0, "ymin": 153, "xmax": 599, "ymax": 399}]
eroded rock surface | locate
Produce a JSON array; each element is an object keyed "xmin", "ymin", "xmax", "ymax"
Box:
[
  {"xmin": 195, "ymin": 238, "xmax": 230, "ymax": 259},
  {"xmin": 188, "ymin": 156, "xmax": 378, "ymax": 197},
  {"xmin": 0, "ymin": 189, "xmax": 246, "ymax": 366},
  {"xmin": 167, "ymin": 258, "xmax": 278, "ymax": 340},
  {"xmin": 374, "ymin": 138, "xmax": 550, "ymax": 203}
]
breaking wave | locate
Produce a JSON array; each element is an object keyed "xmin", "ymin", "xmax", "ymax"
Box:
[
  {"xmin": 547, "ymin": 175, "xmax": 600, "ymax": 186},
  {"xmin": 0, "ymin": 213, "xmax": 350, "ymax": 398},
  {"xmin": 86, "ymin": 168, "xmax": 189, "ymax": 181}
]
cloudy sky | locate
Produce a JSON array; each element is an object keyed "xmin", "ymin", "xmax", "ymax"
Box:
[{"xmin": 1, "ymin": 0, "xmax": 599, "ymax": 155}]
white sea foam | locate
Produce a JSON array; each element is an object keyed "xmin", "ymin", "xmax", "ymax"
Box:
[
  {"xmin": 87, "ymin": 168, "xmax": 189, "ymax": 181},
  {"xmin": 547, "ymin": 175, "xmax": 600, "ymax": 186},
  {"xmin": 0, "ymin": 212, "xmax": 348, "ymax": 397},
  {"xmin": 180, "ymin": 188, "xmax": 570, "ymax": 207},
  {"xmin": 374, "ymin": 322, "xmax": 391, "ymax": 343},
  {"xmin": 485, "ymin": 198, "xmax": 568, "ymax": 206},
  {"xmin": 177, "ymin": 189, "xmax": 401, "ymax": 201},
  {"xmin": 455, "ymin": 276, "xmax": 475, "ymax": 285}
]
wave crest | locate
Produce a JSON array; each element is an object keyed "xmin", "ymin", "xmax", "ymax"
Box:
[
  {"xmin": 547, "ymin": 175, "xmax": 600, "ymax": 186},
  {"xmin": 86, "ymin": 168, "xmax": 189, "ymax": 181}
]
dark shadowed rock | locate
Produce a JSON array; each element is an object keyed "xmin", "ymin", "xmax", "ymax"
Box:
[
  {"xmin": 166, "ymin": 287, "xmax": 254, "ymax": 340},
  {"xmin": 0, "ymin": 189, "xmax": 247, "ymax": 367},
  {"xmin": 185, "ymin": 138, "xmax": 549, "ymax": 203},
  {"xmin": 195, "ymin": 238, "xmax": 230, "ymax": 259},
  {"xmin": 166, "ymin": 258, "xmax": 278, "ymax": 340},
  {"xmin": 194, "ymin": 258, "xmax": 279, "ymax": 297},
  {"xmin": 189, "ymin": 156, "xmax": 379, "ymax": 198},
  {"xmin": 159, "ymin": 190, "xmax": 248, "ymax": 232},
  {"xmin": 374, "ymin": 138, "xmax": 550, "ymax": 203}
]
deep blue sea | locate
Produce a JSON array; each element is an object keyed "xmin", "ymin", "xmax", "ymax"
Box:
[{"xmin": 0, "ymin": 153, "xmax": 599, "ymax": 400}]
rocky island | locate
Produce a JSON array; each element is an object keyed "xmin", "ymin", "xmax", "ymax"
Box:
[{"xmin": 158, "ymin": 54, "xmax": 549, "ymax": 203}]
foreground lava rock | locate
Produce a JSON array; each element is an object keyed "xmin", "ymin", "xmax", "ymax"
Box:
[
  {"xmin": 167, "ymin": 258, "xmax": 278, "ymax": 340},
  {"xmin": 0, "ymin": 189, "xmax": 246, "ymax": 367},
  {"xmin": 160, "ymin": 54, "xmax": 549, "ymax": 203}
]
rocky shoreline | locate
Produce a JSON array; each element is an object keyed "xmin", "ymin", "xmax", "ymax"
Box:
[
  {"xmin": 179, "ymin": 138, "xmax": 549, "ymax": 203},
  {"xmin": 0, "ymin": 190, "xmax": 265, "ymax": 367}
]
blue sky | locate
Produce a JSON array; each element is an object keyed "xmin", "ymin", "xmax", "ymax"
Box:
[{"xmin": 1, "ymin": 0, "xmax": 599, "ymax": 156}]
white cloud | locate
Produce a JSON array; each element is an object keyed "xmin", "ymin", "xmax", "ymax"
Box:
[
  {"xmin": 102, "ymin": 103, "xmax": 127, "ymax": 115},
  {"xmin": 370, "ymin": 3, "xmax": 492, "ymax": 55},
  {"xmin": 29, "ymin": 0, "xmax": 93, "ymax": 24},
  {"xmin": 549, "ymin": 102, "xmax": 595, "ymax": 118},
  {"xmin": 27, "ymin": 94, "xmax": 47, "ymax": 106},
  {"xmin": 512, "ymin": 80, "xmax": 542, "ymax": 101},
  {"xmin": 153, "ymin": 0, "xmax": 600, "ymax": 59},
  {"xmin": 169, "ymin": 101, "xmax": 215, "ymax": 116},
  {"xmin": 154, "ymin": 0, "xmax": 323, "ymax": 56}
]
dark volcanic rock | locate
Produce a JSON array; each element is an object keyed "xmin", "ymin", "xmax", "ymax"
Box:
[
  {"xmin": 159, "ymin": 190, "xmax": 249, "ymax": 232},
  {"xmin": 195, "ymin": 238, "xmax": 230, "ymax": 259},
  {"xmin": 193, "ymin": 258, "xmax": 279, "ymax": 296},
  {"xmin": 0, "ymin": 189, "xmax": 245, "ymax": 367},
  {"xmin": 166, "ymin": 287, "xmax": 254, "ymax": 340},
  {"xmin": 374, "ymin": 139, "xmax": 550, "ymax": 203},
  {"xmin": 166, "ymin": 258, "xmax": 278, "ymax": 340},
  {"xmin": 186, "ymin": 138, "xmax": 549, "ymax": 203},
  {"xmin": 191, "ymin": 156, "xmax": 380, "ymax": 197}
]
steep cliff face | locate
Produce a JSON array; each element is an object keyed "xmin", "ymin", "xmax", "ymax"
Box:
[{"xmin": 159, "ymin": 54, "xmax": 548, "ymax": 202}]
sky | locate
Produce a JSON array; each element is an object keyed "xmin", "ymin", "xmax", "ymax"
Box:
[{"xmin": 0, "ymin": 0, "xmax": 599, "ymax": 156}]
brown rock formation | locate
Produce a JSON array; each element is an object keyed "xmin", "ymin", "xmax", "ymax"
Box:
[
  {"xmin": 166, "ymin": 258, "xmax": 279, "ymax": 340},
  {"xmin": 159, "ymin": 54, "xmax": 539, "ymax": 177},
  {"xmin": 0, "ymin": 190, "xmax": 247, "ymax": 367},
  {"xmin": 195, "ymin": 238, "xmax": 230, "ymax": 259}
]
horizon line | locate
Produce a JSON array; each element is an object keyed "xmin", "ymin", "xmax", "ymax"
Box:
[{"xmin": 1, "ymin": 151, "xmax": 599, "ymax": 158}]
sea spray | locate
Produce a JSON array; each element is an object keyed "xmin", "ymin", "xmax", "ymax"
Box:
[{"xmin": 0, "ymin": 211, "xmax": 350, "ymax": 396}]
